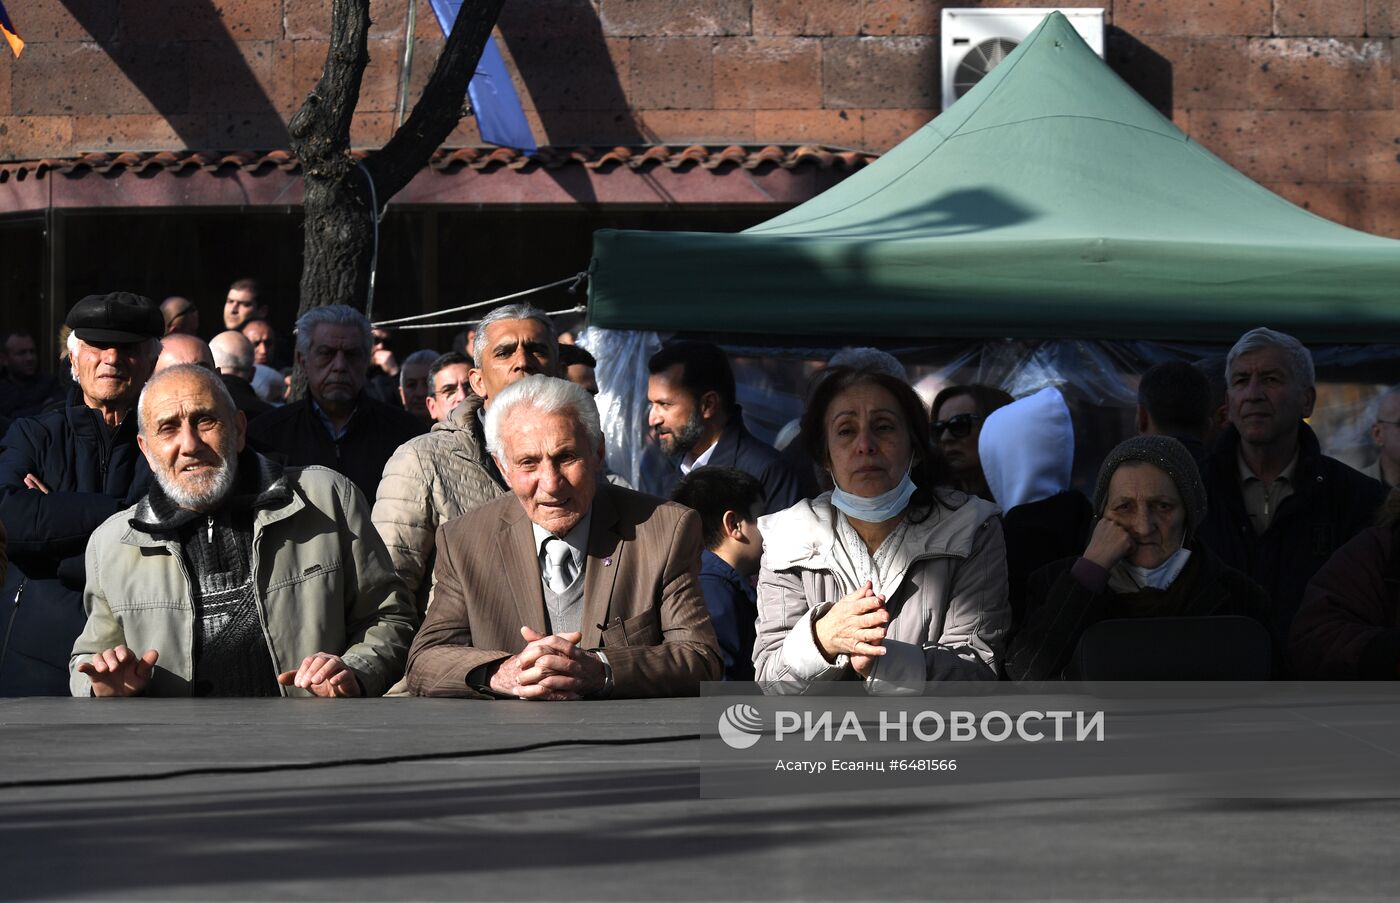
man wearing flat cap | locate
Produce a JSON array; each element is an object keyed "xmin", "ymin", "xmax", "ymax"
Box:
[{"xmin": 0, "ymin": 292, "xmax": 163, "ymax": 695}]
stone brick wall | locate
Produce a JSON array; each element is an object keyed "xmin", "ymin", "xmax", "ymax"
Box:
[{"xmin": 0, "ymin": 0, "xmax": 1397, "ymax": 234}]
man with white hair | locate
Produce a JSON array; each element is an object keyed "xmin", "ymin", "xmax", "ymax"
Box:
[
  {"xmin": 0, "ymin": 292, "xmax": 162, "ymax": 695},
  {"xmin": 246, "ymin": 304, "xmax": 425, "ymax": 502},
  {"xmin": 70, "ymin": 365, "xmax": 415, "ymax": 697},
  {"xmin": 406, "ymin": 375, "xmax": 721, "ymax": 699},
  {"xmin": 1198, "ymin": 327, "xmax": 1385, "ymax": 638}
]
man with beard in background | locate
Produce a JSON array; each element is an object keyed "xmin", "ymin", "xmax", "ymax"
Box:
[
  {"xmin": 70, "ymin": 365, "xmax": 415, "ymax": 698},
  {"xmin": 645, "ymin": 341, "xmax": 800, "ymax": 514}
]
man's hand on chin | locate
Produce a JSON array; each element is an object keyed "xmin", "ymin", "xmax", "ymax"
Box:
[{"xmin": 488, "ymin": 626, "xmax": 605, "ymax": 700}]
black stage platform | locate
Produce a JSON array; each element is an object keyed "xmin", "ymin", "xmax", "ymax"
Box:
[{"xmin": 3, "ymin": 697, "xmax": 1399, "ymax": 900}]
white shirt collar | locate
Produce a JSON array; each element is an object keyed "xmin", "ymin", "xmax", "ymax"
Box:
[
  {"xmin": 679, "ymin": 439, "xmax": 718, "ymax": 475},
  {"xmin": 530, "ymin": 510, "xmax": 592, "ymax": 572}
]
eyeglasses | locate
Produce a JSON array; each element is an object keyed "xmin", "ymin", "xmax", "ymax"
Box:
[
  {"xmin": 435, "ymin": 382, "xmax": 466, "ymax": 399},
  {"xmin": 931, "ymin": 412, "xmax": 978, "ymax": 438},
  {"xmin": 1378, "ymin": 420, "xmax": 1400, "ymax": 428}
]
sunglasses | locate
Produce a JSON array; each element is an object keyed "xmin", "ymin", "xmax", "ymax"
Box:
[{"xmin": 931, "ymin": 412, "xmax": 978, "ymax": 438}]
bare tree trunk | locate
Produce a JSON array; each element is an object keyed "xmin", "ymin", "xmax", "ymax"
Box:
[{"xmin": 290, "ymin": 0, "xmax": 507, "ymax": 321}]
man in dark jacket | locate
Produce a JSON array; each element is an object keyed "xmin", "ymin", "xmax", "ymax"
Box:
[
  {"xmin": 1197, "ymin": 327, "xmax": 1385, "ymax": 642},
  {"xmin": 0, "ymin": 292, "xmax": 162, "ymax": 695},
  {"xmin": 209, "ymin": 330, "xmax": 272, "ymax": 420},
  {"xmin": 0, "ymin": 331, "xmax": 64, "ymax": 418},
  {"xmin": 246, "ymin": 304, "xmax": 425, "ymax": 503},
  {"xmin": 645, "ymin": 341, "xmax": 801, "ymax": 514}
]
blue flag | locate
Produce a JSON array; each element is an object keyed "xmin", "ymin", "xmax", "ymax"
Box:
[{"xmin": 428, "ymin": 1, "xmax": 536, "ymax": 154}]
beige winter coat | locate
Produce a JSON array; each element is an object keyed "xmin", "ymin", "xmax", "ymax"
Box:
[
  {"xmin": 754, "ymin": 490, "xmax": 1010, "ymax": 695},
  {"xmin": 70, "ymin": 463, "xmax": 417, "ymax": 698},
  {"xmin": 372, "ymin": 392, "xmax": 508, "ymax": 613}
]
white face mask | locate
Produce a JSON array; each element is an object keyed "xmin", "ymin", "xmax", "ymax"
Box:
[
  {"xmin": 830, "ymin": 460, "xmax": 917, "ymax": 523},
  {"xmin": 1125, "ymin": 547, "xmax": 1192, "ymax": 590}
]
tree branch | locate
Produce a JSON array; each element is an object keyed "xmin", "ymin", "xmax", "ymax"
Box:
[
  {"xmin": 291, "ymin": 0, "xmax": 506, "ymax": 324},
  {"xmin": 366, "ymin": 0, "xmax": 507, "ymax": 201},
  {"xmin": 289, "ymin": 0, "xmax": 370, "ymax": 176}
]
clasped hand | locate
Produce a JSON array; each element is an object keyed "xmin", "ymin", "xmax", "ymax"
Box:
[
  {"xmin": 815, "ymin": 581, "xmax": 890, "ymax": 678},
  {"xmin": 490, "ymin": 626, "xmax": 605, "ymax": 700}
]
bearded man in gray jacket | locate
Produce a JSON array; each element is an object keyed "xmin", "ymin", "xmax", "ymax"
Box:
[{"xmin": 70, "ymin": 365, "xmax": 416, "ymax": 698}]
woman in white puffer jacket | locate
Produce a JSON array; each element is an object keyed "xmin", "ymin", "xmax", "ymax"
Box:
[{"xmin": 753, "ymin": 366, "xmax": 1011, "ymax": 696}]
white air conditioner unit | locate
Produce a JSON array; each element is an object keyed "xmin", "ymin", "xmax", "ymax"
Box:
[{"xmin": 941, "ymin": 8, "xmax": 1105, "ymax": 109}]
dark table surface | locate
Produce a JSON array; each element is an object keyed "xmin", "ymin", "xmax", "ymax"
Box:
[{"xmin": 3, "ymin": 696, "xmax": 1398, "ymax": 901}]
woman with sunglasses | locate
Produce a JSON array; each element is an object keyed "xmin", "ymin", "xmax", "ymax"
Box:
[
  {"xmin": 754, "ymin": 366, "xmax": 1011, "ymax": 695},
  {"xmin": 930, "ymin": 384, "xmax": 1013, "ymax": 501}
]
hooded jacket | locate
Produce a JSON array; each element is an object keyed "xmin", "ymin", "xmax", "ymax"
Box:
[
  {"xmin": 978, "ymin": 387, "xmax": 1075, "ymax": 512},
  {"xmin": 70, "ymin": 455, "xmax": 416, "ymax": 697},
  {"xmin": 754, "ymin": 491, "xmax": 1009, "ymax": 695},
  {"xmin": 978, "ymin": 387, "xmax": 1091, "ymax": 624},
  {"xmin": 371, "ymin": 392, "xmax": 508, "ymax": 612}
]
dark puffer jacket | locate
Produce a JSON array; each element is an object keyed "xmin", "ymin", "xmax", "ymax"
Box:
[
  {"xmin": 0, "ymin": 401, "xmax": 151, "ymax": 695},
  {"xmin": 1197, "ymin": 423, "xmax": 1384, "ymax": 640}
]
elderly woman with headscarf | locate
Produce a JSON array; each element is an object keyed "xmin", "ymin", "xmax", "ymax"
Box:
[
  {"xmin": 753, "ymin": 366, "xmax": 1011, "ymax": 696},
  {"xmin": 1004, "ymin": 435, "xmax": 1272, "ymax": 681}
]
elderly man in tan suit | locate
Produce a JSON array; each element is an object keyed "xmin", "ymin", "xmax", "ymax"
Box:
[{"xmin": 406, "ymin": 375, "xmax": 721, "ymax": 699}]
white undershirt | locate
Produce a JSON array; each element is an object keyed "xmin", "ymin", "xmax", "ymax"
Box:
[{"xmin": 679, "ymin": 440, "xmax": 718, "ymax": 475}]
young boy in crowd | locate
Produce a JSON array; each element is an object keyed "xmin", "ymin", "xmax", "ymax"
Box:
[{"xmin": 672, "ymin": 467, "xmax": 766, "ymax": 681}]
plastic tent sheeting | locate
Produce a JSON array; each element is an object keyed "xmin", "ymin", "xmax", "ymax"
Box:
[{"xmin": 587, "ymin": 12, "xmax": 1400, "ymax": 345}]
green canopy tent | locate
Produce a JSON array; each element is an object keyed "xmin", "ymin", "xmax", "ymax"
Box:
[{"xmin": 587, "ymin": 12, "xmax": 1400, "ymax": 345}]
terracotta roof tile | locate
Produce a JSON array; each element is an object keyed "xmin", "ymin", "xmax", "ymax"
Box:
[{"xmin": 0, "ymin": 144, "xmax": 876, "ymax": 182}]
